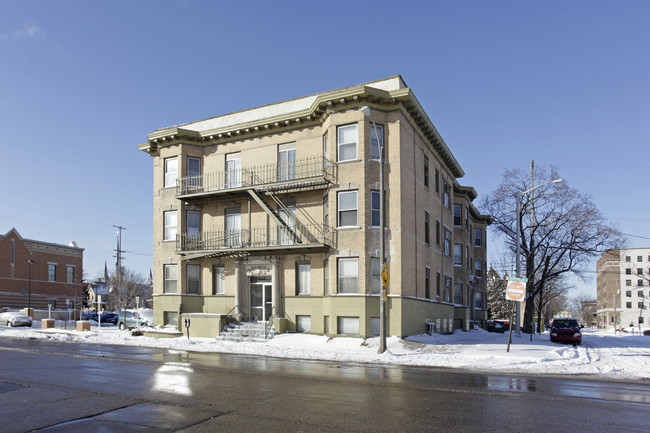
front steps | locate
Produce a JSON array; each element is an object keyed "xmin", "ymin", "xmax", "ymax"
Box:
[{"xmin": 217, "ymin": 321, "xmax": 276, "ymax": 342}]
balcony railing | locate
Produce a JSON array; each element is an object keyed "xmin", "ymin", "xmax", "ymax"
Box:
[
  {"xmin": 177, "ymin": 223, "xmax": 334, "ymax": 254},
  {"xmin": 177, "ymin": 156, "xmax": 335, "ymax": 197}
]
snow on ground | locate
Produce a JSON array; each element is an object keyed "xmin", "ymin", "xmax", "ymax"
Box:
[{"xmin": 1, "ymin": 322, "xmax": 649, "ymax": 381}]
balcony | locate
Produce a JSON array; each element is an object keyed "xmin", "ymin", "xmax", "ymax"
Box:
[
  {"xmin": 177, "ymin": 223, "xmax": 334, "ymax": 260},
  {"xmin": 177, "ymin": 156, "xmax": 335, "ymax": 199}
]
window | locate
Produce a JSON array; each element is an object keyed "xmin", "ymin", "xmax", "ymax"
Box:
[
  {"xmin": 323, "ymin": 132, "xmax": 329, "ymax": 160},
  {"xmin": 475, "ymin": 292, "xmax": 483, "ymax": 309},
  {"xmin": 639, "ymin": 291, "xmax": 645, "ymax": 297},
  {"xmin": 639, "ymin": 302, "xmax": 645, "ymax": 309},
  {"xmin": 338, "ymin": 191, "xmax": 358, "ymax": 227},
  {"xmin": 425, "ymin": 268, "xmax": 431, "ymax": 299},
  {"xmin": 626, "ymin": 290, "xmax": 632, "ymax": 297},
  {"xmin": 371, "ymin": 191, "xmax": 380, "ymax": 227},
  {"xmin": 213, "ymin": 266, "xmax": 225, "ymax": 295},
  {"xmin": 638, "ymin": 268, "xmax": 643, "ymax": 275},
  {"xmin": 338, "ymin": 258, "xmax": 358, "ymax": 294},
  {"xmin": 164, "ymin": 211, "xmax": 177, "ymax": 241},
  {"xmin": 66, "ymin": 265, "xmax": 74, "ymax": 284},
  {"xmin": 297, "ymin": 315, "xmax": 311, "ymax": 332},
  {"xmin": 626, "ymin": 256, "xmax": 631, "ymax": 262},
  {"xmin": 187, "ymin": 211, "xmax": 200, "ymax": 235},
  {"xmin": 626, "ymin": 302, "xmax": 632, "ymax": 309},
  {"xmin": 187, "ymin": 157, "xmax": 201, "ymax": 189},
  {"xmin": 453, "ymin": 205, "xmax": 462, "ymax": 226},
  {"xmin": 454, "ymin": 283, "xmax": 463, "ymax": 305},
  {"xmin": 475, "ymin": 260, "xmax": 483, "ymax": 278},
  {"xmin": 225, "ymin": 207, "xmax": 241, "ymax": 246},
  {"xmin": 424, "ymin": 155, "xmax": 429, "ymax": 187},
  {"xmin": 639, "ymin": 280, "xmax": 645, "ymax": 287},
  {"xmin": 164, "ymin": 157, "xmax": 178, "ymax": 188},
  {"xmin": 442, "ymin": 179, "xmax": 450, "ymax": 208},
  {"xmin": 474, "ymin": 229, "xmax": 482, "ymax": 247},
  {"xmin": 164, "ymin": 265, "xmax": 177, "ymax": 294},
  {"xmin": 435, "ymin": 169, "xmax": 440, "ymax": 193},
  {"xmin": 626, "ymin": 280, "xmax": 632, "ymax": 286},
  {"xmin": 323, "ymin": 194, "xmax": 329, "ymax": 227},
  {"xmin": 626, "ymin": 268, "xmax": 632, "ymax": 275},
  {"xmin": 638, "ymin": 256, "xmax": 643, "ymax": 262},
  {"xmin": 337, "ymin": 124, "xmax": 357, "ymax": 161},
  {"xmin": 297, "ymin": 264, "xmax": 311, "ymax": 295},
  {"xmin": 371, "ymin": 317, "xmax": 380, "ymax": 336},
  {"xmin": 454, "ymin": 244, "xmax": 463, "ymax": 266},
  {"xmin": 424, "ymin": 211, "xmax": 430, "ymax": 245},
  {"xmin": 187, "ymin": 264, "xmax": 200, "ymax": 294},
  {"xmin": 444, "ymin": 276, "xmax": 452, "ymax": 303},
  {"xmin": 436, "ymin": 220, "xmax": 440, "ymax": 245},
  {"xmin": 164, "ymin": 312, "xmax": 179, "ymax": 327},
  {"xmin": 371, "ymin": 258, "xmax": 381, "ymax": 295},
  {"xmin": 465, "ymin": 207, "xmax": 469, "ymax": 230},
  {"xmin": 436, "ymin": 272, "xmax": 441, "ymax": 297},
  {"xmin": 225, "ymin": 153, "xmax": 242, "ymax": 188},
  {"xmin": 640, "ymin": 317, "xmax": 645, "ymax": 324},
  {"xmin": 369, "ymin": 123, "xmax": 383, "ymax": 160},
  {"xmin": 278, "ymin": 143, "xmax": 296, "ymax": 181},
  {"xmin": 466, "ymin": 246, "xmax": 470, "ymax": 270},
  {"xmin": 443, "ymin": 228, "xmax": 451, "ymax": 256},
  {"xmin": 278, "ymin": 205, "xmax": 297, "ymax": 246},
  {"xmin": 338, "ymin": 316, "xmax": 359, "ymax": 334},
  {"xmin": 324, "ymin": 259, "xmax": 329, "ymax": 294},
  {"xmin": 48, "ymin": 263, "xmax": 56, "ymax": 282}
]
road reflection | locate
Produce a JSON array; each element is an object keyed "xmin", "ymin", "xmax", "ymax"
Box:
[{"xmin": 152, "ymin": 362, "xmax": 193, "ymax": 396}]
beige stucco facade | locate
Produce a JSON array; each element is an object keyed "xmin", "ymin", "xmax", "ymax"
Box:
[{"xmin": 140, "ymin": 76, "xmax": 490, "ymax": 338}]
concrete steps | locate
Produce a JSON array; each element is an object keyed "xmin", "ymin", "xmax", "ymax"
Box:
[{"xmin": 216, "ymin": 321, "xmax": 276, "ymax": 342}]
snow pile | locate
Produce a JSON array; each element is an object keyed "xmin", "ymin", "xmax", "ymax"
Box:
[{"xmin": 2, "ymin": 323, "xmax": 649, "ymax": 380}]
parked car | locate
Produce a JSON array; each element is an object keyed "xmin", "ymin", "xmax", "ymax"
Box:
[
  {"xmin": 99, "ymin": 312, "xmax": 119, "ymax": 325},
  {"xmin": 487, "ymin": 320, "xmax": 506, "ymax": 333},
  {"xmin": 0, "ymin": 312, "xmax": 33, "ymax": 327},
  {"xmin": 117, "ymin": 309, "xmax": 153, "ymax": 330},
  {"xmin": 549, "ymin": 318, "xmax": 582, "ymax": 346}
]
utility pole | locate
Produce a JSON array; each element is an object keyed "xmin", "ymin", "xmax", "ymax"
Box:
[{"xmin": 113, "ymin": 225, "xmax": 126, "ymax": 325}]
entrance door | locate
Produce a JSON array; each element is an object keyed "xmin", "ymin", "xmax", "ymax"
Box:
[{"xmin": 250, "ymin": 278, "xmax": 272, "ymax": 321}]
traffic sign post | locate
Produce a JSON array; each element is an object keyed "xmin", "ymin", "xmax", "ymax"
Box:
[{"xmin": 506, "ymin": 277, "xmax": 527, "ymax": 352}]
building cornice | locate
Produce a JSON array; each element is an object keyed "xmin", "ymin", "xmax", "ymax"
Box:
[{"xmin": 139, "ymin": 76, "xmax": 465, "ymax": 178}]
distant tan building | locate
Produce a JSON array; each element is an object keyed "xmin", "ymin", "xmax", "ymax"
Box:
[
  {"xmin": 596, "ymin": 248, "xmax": 650, "ymax": 330},
  {"xmin": 0, "ymin": 228, "xmax": 84, "ymax": 313},
  {"xmin": 139, "ymin": 76, "xmax": 490, "ymax": 338}
]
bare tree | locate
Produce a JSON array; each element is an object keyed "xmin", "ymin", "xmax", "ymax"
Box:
[
  {"xmin": 535, "ymin": 277, "xmax": 569, "ymax": 330},
  {"xmin": 486, "ymin": 266, "xmax": 510, "ymax": 320},
  {"xmin": 107, "ymin": 267, "xmax": 151, "ymax": 312},
  {"xmin": 570, "ymin": 293, "xmax": 597, "ymax": 325},
  {"xmin": 481, "ymin": 165, "xmax": 624, "ymax": 333}
]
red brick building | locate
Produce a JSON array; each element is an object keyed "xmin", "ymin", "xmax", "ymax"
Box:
[{"xmin": 0, "ymin": 228, "xmax": 84, "ymax": 313}]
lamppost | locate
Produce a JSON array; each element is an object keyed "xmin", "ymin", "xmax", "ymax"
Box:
[
  {"xmin": 27, "ymin": 259, "xmax": 35, "ymax": 318},
  {"xmin": 361, "ymin": 105, "xmax": 387, "ymax": 354},
  {"xmin": 515, "ymin": 178, "xmax": 562, "ymax": 335}
]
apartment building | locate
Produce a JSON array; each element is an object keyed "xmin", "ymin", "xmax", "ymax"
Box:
[
  {"xmin": 596, "ymin": 248, "xmax": 650, "ymax": 330},
  {"xmin": 0, "ymin": 228, "xmax": 84, "ymax": 313},
  {"xmin": 139, "ymin": 76, "xmax": 490, "ymax": 338}
]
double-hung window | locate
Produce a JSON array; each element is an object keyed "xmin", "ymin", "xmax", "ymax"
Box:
[
  {"xmin": 48, "ymin": 263, "xmax": 56, "ymax": 282},
  {"xmin": 424, "ymin": 155, "xmax": 429, "ymax": 187},
  {"xmin": 443, "ymin": 228, "xmax": 451, "ymax": 256},
  {"xmin": 66, "ymin": 265, "xmax": 74, "ymax": 283},
  {"xmin": 424, "ymin": 211, "xmax": 430, "ymax": 245},
  {"xmin": 337, "ymin": 125, "xmax": 357, "ymax": 162},
  {"xmin": 225, "ymin": 153, "xmax": 242, "ymax": 188},
  {"xmin": 187, "ymin": 210, "xmax": 200, "ymax": 235},
  {"xmin": 213, "ymin": 266, "xmax": 225, "ymax": 295},
  {"xmin": 338, "ymin": 258, "xmax": 358, "ymax": 294},
  {"xmin": 369, "ymin": 124, "xmax": 383, "ymax": 160},
  {"xmin": 371, "ymin": 191, "xmax": 380, "ymax": 227},
  {"xmin": 453, "ymin": 205, "xmax": 462, "ymax": 226},
  {"xmin": 164, "ymin": 264, "xmax": 178, "ymax": 294},
  {"xmin": 164, "ymin": 157, "xmax": 178, "ymax": 188},
  {"xmin": 454, "ymin": 244, "xmax": 463, "ymax": 266},
  {"xmin": 278, "ymin": 143, "xmax": 296, "ymax": 181},
  {"xmin": 338, "ymin": 191, "xmax": 358, "ymax": 227},
  {"xmin": 225, "ymin": 208, "xmax": 241, "ymax": 246},
  {"xmin": 164, "ymin": 211, "xmax": 177, "ymax": 241},
  {"xmin": 474, "ymin": 229, "xmax": 482, "ymax": 247},
  {"xmin": 187, "ymin": 264, "xmax": 200, "ymax": 294},
  {"xmin": 442, "ymin": 179, "xmax": 450, "ymax": 208},
  {"xmin": 371, "ymin": 258, "xmax": 381, "ymax": 295},
  {"xmin": 297, "ymin": 264, "xmax": 311, "ymax": 295},
  {"xmin": 475, "ymin": 260, "xmax": 483, "ymax": 278}
]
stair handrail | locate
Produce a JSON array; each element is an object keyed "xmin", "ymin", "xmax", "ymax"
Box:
[{"xmin": 265, "ymin": 306, "xmax": 277, "ymax": 340}]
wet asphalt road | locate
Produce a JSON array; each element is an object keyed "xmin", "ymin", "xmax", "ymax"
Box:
[{"xmin": 0, "ymin": 337, "xmax": 649, "ymax": 432}]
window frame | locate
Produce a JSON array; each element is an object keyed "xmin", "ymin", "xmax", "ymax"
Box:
[
  {"xmin": 186, "ymin": 264, "xmax": 201, "ymax": 295},
  {"xmin": 48, "ymin": 263, "xmax": 56, "ymax": 282},
  {"xmin": 337, "ymin": 124, "xmax": 358, "ymax": 162},
  {"xmin": 337, "ymin": 257, "xmax": 359, "ymax": 294},
  {"xmin": 164, "ymin": 210, "xmax": 177, "ymax": 241},
  {"xmin": 164, "ymin": 157, "xmax": 178, "ymax": 188},
  {"xmin": 297, "ymin": 263, "xmax": 311, "ymax": 295},
  {"xmin": 371, "ymin": 190, "xmax": 380, "ymax": 227},
  {"xmin": 337, "ymin": 190, "xmax": 358, "ymax": 227},
  {"xmin": 369, "ymin": 123, "xmax": 384, "ymax": 160},
  {"xmin": 213, "ymin": 266, "xmax": 225, "ymax": 295},
  {"xmin": 163, "ymin": 264, "xmax": 178, "ymax": 294}
]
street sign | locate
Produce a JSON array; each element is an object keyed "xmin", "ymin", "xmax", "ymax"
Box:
[
  {"xmin": 381, "ymin": 263, "xmax": 389, "ymax": 287},
  {"xmin": 506, "ymin": 280, "xmax": 526, "ymax": 302}
]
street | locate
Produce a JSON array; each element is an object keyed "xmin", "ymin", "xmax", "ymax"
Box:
[{"xmin": 0, "ymin": 338, "xmax": 648, "ymax": 432}]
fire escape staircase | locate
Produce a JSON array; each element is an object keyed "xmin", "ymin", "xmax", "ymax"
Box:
[{"xmin": 247, "ymin": 189, "xmax": 301, "ymax": 245}]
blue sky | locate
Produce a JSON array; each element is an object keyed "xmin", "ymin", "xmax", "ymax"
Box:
[{"xmin": 2, "ymin": 1, "xmax": 648, "ymax": 295}]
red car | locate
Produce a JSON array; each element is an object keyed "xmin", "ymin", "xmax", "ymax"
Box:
[{"xmin": 549, "ymin": 318, "xmax": 582, "ymax": 346}]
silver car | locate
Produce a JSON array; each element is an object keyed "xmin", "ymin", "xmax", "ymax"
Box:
[{"xmin": 0, "ymin": 312, "xmax": 33, "ymax": 327}]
